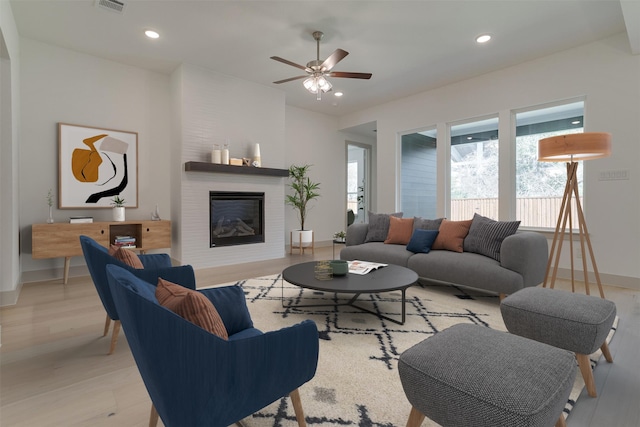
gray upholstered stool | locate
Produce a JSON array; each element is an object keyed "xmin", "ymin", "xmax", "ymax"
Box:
[
  {"xmin": 500, "ymin": 287, "xmax": 616, "ymax": 398},
  {"xmin": 398, "ymin": 324, "xmax": 576, "ymax": 427}
]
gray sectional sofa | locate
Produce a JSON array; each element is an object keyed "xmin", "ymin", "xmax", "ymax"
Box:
[{"xmin": 340, "ymin": 221, "xmax": 549, "ymax": 297}]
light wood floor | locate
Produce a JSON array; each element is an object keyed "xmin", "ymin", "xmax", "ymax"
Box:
[{"xmin": 1, "ymin": 247, "xmax": 638, "ymax": 426}]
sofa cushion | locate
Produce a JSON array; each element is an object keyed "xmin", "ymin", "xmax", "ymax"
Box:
[
  {"xmin": 432, "ymin": 219, "xmax": 472, "ymax": 252},
  {"xmin": 156, "ymin": 278, "xmax": 229, "ymax": 340},
  {"xmin": 364, "ymin": 211, "xmax": 403, "ymax": 242},
  {"xmin": 413, "ymin": 217, "xmax": 443, "ymax": 232},
  {"xmin": 109, "ymin": 245, "xmax": 144, "ymax": 269},
  {"xmin": 384, "ymin": 216, "xmax": 414, "ymax": 244},
  {"xmin": 408, "ymin": 251, "xmax": 524, "ymax": 295},
  {"xmin": 463, "ymin": 213, "xmax": 520, "ymax": 261},
  {"xmin": 406, "ymin": 230, "xmax": 439, "ymax": 254}
]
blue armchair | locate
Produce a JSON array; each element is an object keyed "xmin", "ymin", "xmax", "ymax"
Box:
[
  {"xmin": 105, "ymin": 264, "xmax": 319, "ymax": 427},
  {"xmin": 80, "ymin": 235, "xmax": 196, "ymax": 354}
]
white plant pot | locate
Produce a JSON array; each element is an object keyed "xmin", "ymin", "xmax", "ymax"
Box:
[
  {"xmin": 291, "ymin": 229, "xmax": 313, "ymax": 248},
  {"xmin": 113, "ymin": 207, "xmax": 125, "ymax": 222}
]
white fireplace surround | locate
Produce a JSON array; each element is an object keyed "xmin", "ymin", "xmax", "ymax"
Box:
[
  {"xmin": 174, "ymin": 64, "xmax": 287, "ymax": 270},
  {"xmin": 180, "ymin": 172, "xmax": 285, "ymax": 269}
]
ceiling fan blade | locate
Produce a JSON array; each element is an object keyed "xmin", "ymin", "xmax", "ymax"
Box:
[
  {"xmin": 273, "ymin": 75, "xmax": 308, "ymax": 84},
  {"xmin": 320, "ymin": 49, "xmax": 348, "ymax": 72},
  {"xmin": 270, "ymin": 56, "xmax": 310, "ymax": 72},
  {"xmin": 327, "ymin": 71, "xmax": 373, "ymax": 79}
]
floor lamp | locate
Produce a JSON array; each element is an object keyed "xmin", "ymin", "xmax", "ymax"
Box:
[{"xmin": 537, "ymin": 132, "xmax": 612, "ymax": 298}]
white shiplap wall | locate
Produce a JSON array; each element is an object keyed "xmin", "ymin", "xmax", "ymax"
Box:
[{"xmin": 176, "ymin": 64, "xmax": 287, "ymax": 268}]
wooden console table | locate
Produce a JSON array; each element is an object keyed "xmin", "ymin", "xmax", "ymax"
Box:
[{"xmin": 32, "ymin": 220, "xmax": 172, "ymax": 284}]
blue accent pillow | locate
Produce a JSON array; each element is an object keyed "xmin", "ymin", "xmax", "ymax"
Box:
[{"xmin": 406, "ymin": 229, "xmax": 439, "ymax": 254}]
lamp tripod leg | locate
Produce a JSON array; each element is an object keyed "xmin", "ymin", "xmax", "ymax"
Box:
[
  {"xmin": 572, "ymin": 179, "xmax": 606, "ymax": 298},
  {"xmin": 544, "ymin": 164, "xmax": 574, "ymax": 288}
]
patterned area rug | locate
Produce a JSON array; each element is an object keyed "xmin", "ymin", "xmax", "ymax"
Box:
[{"xmin": 217, "ymin": 275, "xmax": 617, "ymax": 426}]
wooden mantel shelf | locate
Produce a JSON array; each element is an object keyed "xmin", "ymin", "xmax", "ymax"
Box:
[{"xmin": 184, "ymin": 161, "xmax": 289, "ymax": 177}]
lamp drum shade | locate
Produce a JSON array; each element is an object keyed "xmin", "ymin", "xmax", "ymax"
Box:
[{"xmin": 538, "ymin": 132, "xmax": 611, "ymax": 162}]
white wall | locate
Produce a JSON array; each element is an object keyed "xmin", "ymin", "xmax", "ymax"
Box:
[
  {"xmin": 284, "ymin": 105, "xmax": 347, "ymax": 243},
  {"xmin": 340, "ymin": 33, "xmax": 640, "ymax": 283},
  {"xmin": 0, "ymin": 1, "xmax": 21, "ymax": 299},
  {"xmin": 18, "ymin": 39, "xmax": 172, "ymax": 275}
]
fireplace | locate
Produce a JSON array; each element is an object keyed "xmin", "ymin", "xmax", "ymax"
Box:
[{"xmin": 210, "ymin": 191, "xmax": 264, "ymax": 247}]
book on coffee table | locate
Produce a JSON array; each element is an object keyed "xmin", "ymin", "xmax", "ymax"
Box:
[{"xmin": 347, "ymin": 260, "xmax": 388, "ymax": 275}]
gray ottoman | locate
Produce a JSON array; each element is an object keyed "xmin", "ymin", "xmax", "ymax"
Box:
[
  {"xmin": 398, "ymin": 324, "xmax": 576, "ymax": 427},
  {"xmin": 500, "ymin": 287, "xmax": 616, "ymax": 397}
]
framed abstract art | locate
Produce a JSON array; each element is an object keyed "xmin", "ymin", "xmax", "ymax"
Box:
[{"xmin": 58, "ymin": 123, "xmax": 138, "ymax": 209}]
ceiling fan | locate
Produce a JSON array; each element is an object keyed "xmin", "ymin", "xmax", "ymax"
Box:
[{"xmin": 271, "ymin": 31, "xmax": 372, "ymax": 100}]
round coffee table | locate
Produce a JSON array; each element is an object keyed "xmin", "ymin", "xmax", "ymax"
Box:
[{"xmin": 282, "ymin": 261, "xmax": 418, "ymax": 325}]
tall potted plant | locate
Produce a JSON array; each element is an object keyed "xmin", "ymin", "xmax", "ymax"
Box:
[{"xmin": 286, "ymin": 164, "xmax": 320, "ymax": 248}]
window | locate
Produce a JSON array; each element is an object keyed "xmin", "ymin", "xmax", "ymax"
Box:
[
  {"xmin": 401, "ymin": 128, "xmax": 437, "ymax": 218},
  {"xmin": 450, "ymin": 117, "xmax": 499, "ymax": 220},
  {"xmin": 515, "ymin": 101, "xmax": 584, "ymax": 228}
]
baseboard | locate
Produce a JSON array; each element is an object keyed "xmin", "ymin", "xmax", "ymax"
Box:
[
  {"xmin": 555, "ymin": 268, "xmax": 640, "ymax": 291},
  {"xmin": 0, "ymin": 281, "xmax": 23, "ymax": 307},
  {"xmin": 20, "ymin": 265, "xmax": 90, "ymax": 285}
]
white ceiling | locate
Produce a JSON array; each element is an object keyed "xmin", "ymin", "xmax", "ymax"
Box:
[{"xmin": 9, "ymin": 0, "xmax": 637, "ymax": 119}]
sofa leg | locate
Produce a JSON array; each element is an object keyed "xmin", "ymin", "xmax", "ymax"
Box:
[
  {"xmin": 290, "ymin": 388, "xmax": 306, "ymax": 427},
  {"xmin": 499, "ymin": 293, "xmax": 507, "ymax": 301},
  {"xmin": 406, "ymin": 406, "xmax": 425, "ymax": 427},
  {"xmin": 555, "ymin": 413, "xmax": 567, "ymax": 427}
]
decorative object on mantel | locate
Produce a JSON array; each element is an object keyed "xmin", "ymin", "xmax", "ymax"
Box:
[
  {"xmin": 211, "ymin": 144, "xmax": 221, "ymax": 164},
  {"xmin": 286, "ymin": 164, "xmax": 321, "ymax": 252},
  {"xmin": 46, "ymin": 188, "xmax": 54, "ymax": 224},
  {"xmin": 253, "ymin": 143, "xmax": 261, "ymax": 167},
  {"xmin": 221, "ymin": 142, "xmax": 230, "ymax": 165},
  {"xmin": 230, "ymin": 158, "xmax": 243, "ymax": 166},
  {"xmin": 151, "ymin": 204, "xmax": 161, "ymax": 221},
  {"xmin": 242, "ymin": 158, "xmax": 251, "ymax": 166},
  {"xmin": 538, "ymin": 132, "xmax": 611, "ymax": 298},
  {"xmin": 111, "ymin": 196, "xmax": 126, "ymax": 222}
]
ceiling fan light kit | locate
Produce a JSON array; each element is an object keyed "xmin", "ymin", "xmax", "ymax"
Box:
[
  {"xmin": 271, "ymin": 31, "xmax": 372, "ymax": 100},
  {"xmin": 303, "ymin": 76, "xmax": 332, "ymax": 100}
]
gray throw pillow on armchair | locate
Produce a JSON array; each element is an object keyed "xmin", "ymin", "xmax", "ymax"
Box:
[{"xmin": 364, "ymin": 211, "xmax": 403, "ymax": 242}]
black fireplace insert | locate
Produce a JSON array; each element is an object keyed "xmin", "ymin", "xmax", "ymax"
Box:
[{"xmin": 210, "ymin": 191, "xmax": 264, "ymax": 247}]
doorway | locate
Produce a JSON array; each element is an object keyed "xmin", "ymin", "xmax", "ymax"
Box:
[{"xmin": 347, "ymin": 143, "xmax": 370, "ymax": 224}]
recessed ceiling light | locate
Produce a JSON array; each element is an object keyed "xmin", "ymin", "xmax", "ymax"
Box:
[
  {"xmin": 334, "ymin": 92, "xmax": 343, "ymax": 97},
  {"xmin": 476, "ymin": 34, "xmax": 491, "ymax": 44},
  {"xmin": 145, "ymin": 30, "xmax": 160, "ymax": 39},
  {"xmin": 572, "ymin": 120, "xmax": 581, "ymax": 125}
]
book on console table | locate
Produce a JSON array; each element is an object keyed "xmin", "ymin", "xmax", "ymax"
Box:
[
  {"xmin": 69, "ymin": 216, "xmax": 93, "ymax": 223},
  {"xmin": 347, "ymin": 260, "xmax": 388, "ymax": 275}
]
